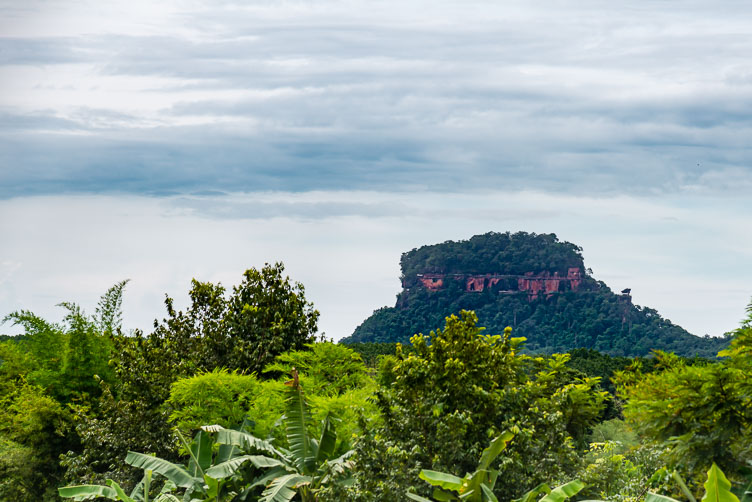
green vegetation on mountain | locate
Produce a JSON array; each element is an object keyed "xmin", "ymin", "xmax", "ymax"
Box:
[
  {"xmin": 400, "ymin": 232, "xmax": 585, "ymax": 284},
  {"xmin": 343, "ymin": 232, "xmax": 729, "ymax": 357}
]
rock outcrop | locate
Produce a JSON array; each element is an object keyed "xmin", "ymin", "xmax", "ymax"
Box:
[{"xmin": 414, "ymin": 267, "xmax": 585, "ymax": 300}]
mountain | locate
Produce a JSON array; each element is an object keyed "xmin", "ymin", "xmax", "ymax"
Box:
[{"xmin": 341, "ymin": 232, "xmax": 729, "ymax": 357}]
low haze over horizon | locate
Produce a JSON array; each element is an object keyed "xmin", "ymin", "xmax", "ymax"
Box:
[{"xmin": 1, "ymin": 0, "xmax": 750, "ymax": 340}]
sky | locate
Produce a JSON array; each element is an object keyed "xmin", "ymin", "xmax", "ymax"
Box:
[{"xmin": 1, "ymin": 0, "xmax": 751, "ymax": 340}]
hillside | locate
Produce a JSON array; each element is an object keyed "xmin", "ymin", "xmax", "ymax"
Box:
[{"xmin": 341, "ymin": 232, "xmax": 729, "ymax": 357}]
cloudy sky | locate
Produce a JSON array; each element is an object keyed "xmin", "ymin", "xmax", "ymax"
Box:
[{"xmin": 1, "ymin": 0, "xmax": 751, "ymax": 340}]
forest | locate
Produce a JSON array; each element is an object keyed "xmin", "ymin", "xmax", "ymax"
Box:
[{"xmin": 1, "ymin": 262, "xmax": 750, "ymax": 502}]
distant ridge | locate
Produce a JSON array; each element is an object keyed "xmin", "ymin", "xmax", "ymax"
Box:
[{"xmin": 341, "ymin": 232, "xmax": 728, "ymax": 357}]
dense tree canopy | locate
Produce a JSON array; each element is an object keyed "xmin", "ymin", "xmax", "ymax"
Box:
[
  {"xmin": 346, "ymin": 311, "xmax": 607, "ymax": 501},
  {"xmin": 2, "ymin": 255, "xmax": 750, "ymax": 502},
  {"xmin": 0, "ymin": 283, "xmax": 124, "ymax": 501},
  {"xmin": 616, "ymin": 302, "xmax": 752, "ymax": 488},
  {"xmin": 399, "ymin": 232, "xmax": 585, "ymax": 284},
  {"xmin": 62, "ymin": 263, "xmax": 321, "ymax": 494}
]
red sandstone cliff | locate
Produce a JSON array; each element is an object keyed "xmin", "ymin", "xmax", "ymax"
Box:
[{"xmin": 414, "ymin": 267, "xmax": 585, "ymax": 300}]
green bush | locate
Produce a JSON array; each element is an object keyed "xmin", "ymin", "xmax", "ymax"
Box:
[{"xmin": 168, "ymin": 368, "xmax": 286, "ymax": 439}]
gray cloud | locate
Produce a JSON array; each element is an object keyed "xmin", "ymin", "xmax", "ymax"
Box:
[
  {"xmin": 1, "ymin": 0, "xmax": 752, "ymax": 198},
  {"xmin": 0, "ymin": 37, "xmax": 85, "ymax": 65},
  {"xmin": 170, "ymin": 195, "xmax": 411, "ymax": 220}
]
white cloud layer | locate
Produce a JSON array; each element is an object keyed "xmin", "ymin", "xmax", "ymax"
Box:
[{"xmin": 0, "ymin": 191, "xmax": 749, "ymax": 341}]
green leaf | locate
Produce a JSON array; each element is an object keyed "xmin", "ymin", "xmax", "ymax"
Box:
[
  {"xmin": 740, "ymin": 477, "xmax": 752, "ymax": 502},
  {"xmin": 464, "ymin": 469, "xmax": 488, "ymax": 499},
  {"xmin": 206, "ymin": 455, "xmax": 286, "ymax": 479},
  {"xmin": 314, "ymin": 414, "xmax": 337, "ymax": 464},
  {"xmin": 129, "ymin": 472, "xmax": 158, "ymax": 502},
  {"xmin": 251, "ymin": 466, "xmax": 294, "ymax": 490},
  {"xmin": 248, "ymin": 456, "xmax": 289, "ymax": 470},
  {"xmin": 108, "ymin": 479, "xmax": 136, "ymax": 502},
  {"xmin": 433, "ymin": 487, "xmax": 459, "ymax": 501},
  {"xmin": 514, "ymin": 483, "xmax": 550, "ymax": 502},
  {"xmin": 480, "ymin": 484, "xmax": 499, "ymax": 502},
  {"xmin": 646, "ymin": 494, "xmax": 681, "ymax": 502},
  {"xmin": 187, "ymin": 430, "xmax": 213, "ymax": 477},
  {"xmin": 419, "ymin": 470, "xmax": 465, "ymax": 491},
  {"xmin": 58, "ymin": 485, "xmax": 119, "ymax": 500},
  {"xmin": 259, "ymin": 473, "xmax": 309, "ymax": 502},
  {"xmin": 204, "ymin": 475, "xmax": 220, "ymax": 499},
  {"xmin": 478, "ymin": 431, "xmax": 514, "ymax": 470},
  {"xmin": 216, "ymin": 441, "xmax": 240, "ymax": 465},
  {"xmin": 215, "ymin": 418, "xmax": 253, "ymax": 464},
  {"xmin": 701, "ymin": 463, "xmax": 740, "ymax": 502},
  {"xmin": 672, "ymin": 470, "xmax": 697, "ymax": 502},
  {"xmin": 539, "ymin": 480, "xmax": 585, "ymax": 502},
  {"xmin": 153, "ymin": 495, "xmax": 181, "ymax": 502},
  {"xmin": 215, "ymin": 429, "xmax": 283, "ymax": 458},
  {"xmin": 125, "ymin": 452, "xmax": 200, "ymax": 490},
  {"xmin": 406, "ymin": 493, "xmax": 436, "ymax": 502},
  {"xmin": 323, "ymin": 450, "xmax": 354, "ymax": 478},
  {"xmin": 129, "ymin": 475, "xmax": 146, "ymax": 502},
  {"xmin": 284, "ymin": 376, "xmax": 314, "ymax": 474},
  {"xmin": 485, "ymin": 470, "xmax": 499, "ymax": 491},
  {"xmin": 159, "ymin": 480, "xmax": 177, "ymax": 495}
]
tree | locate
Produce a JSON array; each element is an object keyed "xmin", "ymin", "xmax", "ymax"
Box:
[
  {"xmin": 129, "ymin": 262, "xmax": 319, "ymax": 382},
  {"xmin": 0, "ymin": 284, "xmax": 125, "ymax": 501},
  {"xmin": 60, "ymin": 371, "xmax": 354, "ymax": 502},
  {"xmin": 616, "ymin": 299, "xmax": 752, "ymax": 492},
  {"xmin": 1, "ymin": 310, "xmax": 67, "ymax": 395},
  {"xmin": 58, "ymin": 301, "xmax": 116, "ymax": 401},
  {"xmin": 219, "ymin": 263, "xmax": 319, "ymax": 372},
  {"xmin": 63, "ymin": 264, "xmax": 320, "ymax": 492},
  {"xmin": 168, "ymin": 343, "xmax": 378, "ymax": 459},
  {"xmin": 1, "ymin": 282, "xmax": 123, "ymax": 403},
  {"xmin": 347, "ymin": 311, "xmax": 606, "ymax": 501},
  {"xmin": 263, "ymin": 342, "xmax": 372, "ymax": 397},
  {"xmin": 0, "ymin": 383, "xmax": 75, "ymax": 501}
]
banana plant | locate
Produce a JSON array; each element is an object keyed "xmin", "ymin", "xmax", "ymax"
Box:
[
  {"xmin": 58, "ymin": 467, "xmax": 183, "ymax": 502},
  {"xmin": 645, "ymin": 463, "xmax": 742, "ymax": 502},
  {"xmin": 512, "ymin": 480, "xmax": 586, "ymax": 502},
  {"xmin": 214, "ymin": 368, "xmax": 354, "ymax": 502},
  {"xmin": 59, "ymin": 422, "xmax": 276, "ymax": 502},
  {"xmin": 406, "ymin": 431, "xmax": 586, "ymax": 502},
  {"xmin": 60, "ymin": 370, "xmax": 351, "ymax": 502},
  {"xmin": 406, "ymin": 430, "xmax": 515, "ymax": 502}
]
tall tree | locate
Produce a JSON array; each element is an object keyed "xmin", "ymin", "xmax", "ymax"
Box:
[
  {"xmin": 203, "ymin": 262, "xmax": 320, "ymax": 373},
  {"xmin": 348, "ymin": 311, "xmax": 606, "ymax": 501},
  {"xmin": 64, "ymin": 263, "xmax": 320, "ymax": 492},
  {"xmin": 0, "ymin": 283, "xmax": 125, "ymax": 502}
]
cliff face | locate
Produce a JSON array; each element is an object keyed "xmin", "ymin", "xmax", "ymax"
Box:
[
  {"xmin": 343, "ymin": 232, "xmax": 728, "ymax": 358},
  {"xmin": 415, "ymin": 267, "xmax": 585, "ymax": 300}
]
